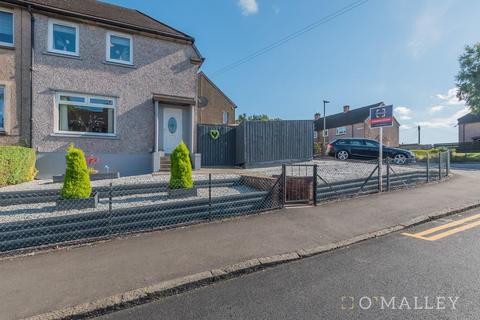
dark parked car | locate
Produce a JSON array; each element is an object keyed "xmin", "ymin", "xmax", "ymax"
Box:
[{"xmin": 326, "ymin": 138, "xmax": 415, "ymax": 164}]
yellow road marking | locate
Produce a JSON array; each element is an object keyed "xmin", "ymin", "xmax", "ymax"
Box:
[{"xmin": 402, "ymin": 213, "xmax": 480, "ymax": 241}]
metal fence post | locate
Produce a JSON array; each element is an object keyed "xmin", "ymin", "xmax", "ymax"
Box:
[
  {"xmin": 438, "ymin": 152, "xmax": 442, "ymax": 180},
  {"xmin": 426, "ymin": 153, "xmax": 430, "ymax": 182},
  {"xmin": 313, "ymin": 164, "xmax": 318, "ymax": 206},
  {"xmin": 282, "ymin": 164, "xmax": 286, "ymax": 207},
  {"xmin": 208, "ymin": 173, "xmax": 212, "ymax": 220},
  {"xmin": 446, "ymin": 150, "xmax": 450, "ymax": 176},
  {"xmin": 378, "ymin": 158, "xmax": 382, "ymax": 193},
  {"xmin": 386, "ymin": 159, "xmax": 391, "ymax": 192},
  {"xmin": 108, "ymin": 182, "xmax": 113, "ymax": 235}
]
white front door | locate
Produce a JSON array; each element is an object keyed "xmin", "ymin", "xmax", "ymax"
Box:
[{"xmin": 163, "ymin": 108, "xmax": 183, "ymax": 154}]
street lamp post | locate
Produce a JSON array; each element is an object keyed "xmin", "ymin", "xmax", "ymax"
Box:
[{"xmin": 323, "ymin": 100, "xmax": 330, "ymax": 152}]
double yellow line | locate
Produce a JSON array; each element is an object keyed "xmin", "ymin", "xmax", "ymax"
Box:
[{"xmin": 402, "ymin": 213, "xmax": 480, "ymax": 241}]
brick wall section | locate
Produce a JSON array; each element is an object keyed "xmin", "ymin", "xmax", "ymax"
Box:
[
  {"xmin": 316, "ymin": 118, "xmax": 400, "ymax": 147},
  {"xmin": 0, "ymin": 5, "xmax": 31, "ymax": 146},
  {"xmin": 197, "ymin": 73, "xmax": 236, "ymax": 125}
]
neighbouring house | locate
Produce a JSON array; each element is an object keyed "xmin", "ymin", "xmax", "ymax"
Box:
[
  {"xmin": 197, "ymin": 72, "xmax": 236, "ymax": 125},
  {"xmin": 458, "ymin": 113, "xmax": 480, "ymax": 143},
  {"xmin": 314, "ymin": 102, "xmax": 400, "ymax": 147},
  {"xmin": 0, "ymin": 0, "xmax": 204, "ymax": 177}
]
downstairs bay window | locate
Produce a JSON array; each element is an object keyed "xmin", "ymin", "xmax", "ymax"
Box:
[{"xmin": 56, "ymin": 93, "xmax": 116, "ymax": 136}]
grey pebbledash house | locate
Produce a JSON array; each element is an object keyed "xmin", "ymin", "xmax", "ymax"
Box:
[{"xmin": 0, "ymin": 0, "xmax": 204, "ymax": 177}]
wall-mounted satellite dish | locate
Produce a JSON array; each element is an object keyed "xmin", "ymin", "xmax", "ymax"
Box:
[{"xmin": 198, "ymin": 96, "xmax": 209, "ymax": 108}]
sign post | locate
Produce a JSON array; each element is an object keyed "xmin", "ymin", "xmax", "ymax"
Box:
[{"xmin": 370, "ymin": 105, "xmax": 394, "ymax": 193}]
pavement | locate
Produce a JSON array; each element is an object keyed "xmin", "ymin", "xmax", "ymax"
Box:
[
  {"xmin": 1, "ymin": 170, "xmax": 480, "ymax": 319},
  {"xmin": 98, "ymin": 209, "xmax": 480, "ymax": 320}
]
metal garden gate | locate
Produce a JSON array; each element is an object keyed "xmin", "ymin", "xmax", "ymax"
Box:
[{"xmin": 282, "ymin": 164, "xmax": 317, "ymax": 205}]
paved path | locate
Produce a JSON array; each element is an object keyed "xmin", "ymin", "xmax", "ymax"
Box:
[
  {"xmin": 99, "ymin": 209, "xmax": 480, "ymax": 320},
  {"xmin": 1, "ymin": 170, "xmax": 480, "ymax": 319}
]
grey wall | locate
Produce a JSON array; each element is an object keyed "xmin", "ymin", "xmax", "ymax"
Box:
[
  {"xmin": 36, "ymin": 151, "xmax": 152, "ymax": 179},
  {"xmin": 31, "ymin": 13, "xmax": 200, "ymax": 156}
]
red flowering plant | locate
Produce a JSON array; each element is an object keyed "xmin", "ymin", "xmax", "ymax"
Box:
[{"xmin": 85, "ymin": 154, "xmax": 99, "ymax": 174}]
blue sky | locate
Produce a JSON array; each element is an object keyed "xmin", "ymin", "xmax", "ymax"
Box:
[{"xmin": 108, "ymin": 0, "xmax": 480, "ymax": 144}]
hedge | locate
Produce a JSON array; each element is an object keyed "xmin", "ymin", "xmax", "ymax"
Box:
[{"xmin": 0, "ymin": 146, "xmax": 37, "ymax": 186}]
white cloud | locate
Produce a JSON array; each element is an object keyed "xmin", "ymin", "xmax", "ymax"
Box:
[
  {"xmin": 394, "ymin": 106, "xmax": 412, "ymax": 120},
  {"xmin": 238, "ymin": 0, "xmax": 258, "ymax": 15},
  {"xmin": 429, "ymin": 105, "xmax": 445, "ymax": 113},
  {"xmin": 416, "ymin": 107, "xmax": 469, "ymax": 128},
  {"xmin": 401, "ymin": 124, "xmax": 413, "ymax": 130},
  {"xmin": 436, "ymin": 87, "xmax": 463, "ymax": 105}
]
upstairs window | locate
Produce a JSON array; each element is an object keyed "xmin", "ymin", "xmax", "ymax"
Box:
[
  {"xmin": 336, "ymin": 126, "xmax": 347, "ymax": 136},
  {"xmin": 0, "ymin": 86, "xmax": 4, "ymax": 130},
  {"xmin": 56, "ymin": 93, "xmax": 116, "ymax": 136},
  {"xmin": 0, "ymin": 9, "xmax": 14, "ymax": 46},
  {"xmin": 48, "ymin": 20, "xmax": 79, "ymax": 56},
  {"xmin": 106, "ymin": 32, "xmax": 132, "ymax": 65}
]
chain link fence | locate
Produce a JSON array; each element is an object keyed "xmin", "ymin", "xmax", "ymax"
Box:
[
  {"xmin": 0, "ymin": 172, "xmax": 283, "ymax": 253},
  {"xmin": 0, "ymin": 151, "xmax": 451, "ymax": 254}
]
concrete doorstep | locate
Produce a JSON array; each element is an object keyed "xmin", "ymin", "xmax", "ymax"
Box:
[{"xmin": 1, "ymin": 170, "xmax": 479, "ymax": 320}]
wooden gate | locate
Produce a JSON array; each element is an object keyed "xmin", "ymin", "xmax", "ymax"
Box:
[{"xmin": 197, "ymin": 125, "xmax": 236, "ymax": 167}]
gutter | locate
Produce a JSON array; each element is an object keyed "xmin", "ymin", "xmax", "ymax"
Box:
[{"xmin": 2, "ymin": 0, "xmax": 195, "ymax": 43}]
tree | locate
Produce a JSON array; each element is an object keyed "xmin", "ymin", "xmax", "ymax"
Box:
[
  {"xmin": 456, "ymin": 43, "xmax": 480, "ymax": 114},
  {"xmin": 169, "ymin": 141, "xmax": 193, "ymax": 189},
  {"xmin": 237, "ymin": 113, "xmax": 281, "ymax": 123},
  {"xmin": 61, "ymin": 145, "xmax": 92, "ymax": 199}
]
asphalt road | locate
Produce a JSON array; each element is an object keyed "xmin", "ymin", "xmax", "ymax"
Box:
[{"xmin": 96, "ymin": 210, "xmax": 480, "ymax": 320}]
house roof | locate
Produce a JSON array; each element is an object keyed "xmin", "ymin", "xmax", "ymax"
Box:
[
  {"xmin": 315, "ymin": 102, "xmax": 386, "ymax": 131},
  {"xmin": 198, "ymin": 72, "xmax": 237, "ymax": 109},
  {"xmin": 7, "ymin": 0, "xmax": 194, "ymax": 42},
  {"xmin": 458, "ymin": 112, "xmax": 480, "ymax": 124}
]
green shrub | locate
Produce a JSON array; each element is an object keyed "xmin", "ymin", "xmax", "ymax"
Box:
[
  {"xmin": 169, "ymin": 141, "xmax": 193, "ymax": 189},
  {"xmin": 0, "ymin": 146, "xmax": 37, "ymax": 186},
  {"xmin": 61, "ymin": 145, "xmax": 92, "ymax": 199}
]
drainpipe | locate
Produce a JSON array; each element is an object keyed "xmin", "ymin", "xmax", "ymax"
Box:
[{"xmin": 27, "ymin": 5, "xmax": 34, "ymax": 148}]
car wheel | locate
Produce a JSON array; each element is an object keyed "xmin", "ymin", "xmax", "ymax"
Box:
[
  {"xmin": 393, "ymin": 153, "xmax": 407, "ymax": 165},
  {"xmin": 336, "ymin": 150, "xmax": 349, "ymax": 161}
]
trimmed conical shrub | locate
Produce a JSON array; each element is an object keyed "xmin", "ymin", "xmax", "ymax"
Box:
[
  {"xmin": 169, "ymin": 141, "xmax": 193, "ymax": 189},
  {"xmin": 61, "ymin": 145, "xmax": 92, "ymax": 199}
]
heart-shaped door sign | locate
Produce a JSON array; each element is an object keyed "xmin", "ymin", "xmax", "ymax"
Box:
[{"xmin": 210, "ymin": 129, "xmax": 220, "ymax": 140}]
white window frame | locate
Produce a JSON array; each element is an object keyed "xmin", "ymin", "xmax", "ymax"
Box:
[
  {"xmin": 54, "ymin": 92, "xmax": 117, "ymax": 137},
  {"xmin": 106, "ymin": 31, "xmax": 133, "ymax": 65},
  {"xmin": 0, "ymin": 85, "xmax": 5, "ymax": 131},
  {"xmin": 0, "ymin": 8, "xmax": 14, "ymax": 47},
  {"xmin": 336, "ymin": 126, "xmax": 347, "ymax": 136},
  {"xmin": 48, "ymin": 19, "xmax": 79, "ymax": 56},
  {"xmin": 222, "ymin": 111, "xmax": 228, "ymax": 124}
]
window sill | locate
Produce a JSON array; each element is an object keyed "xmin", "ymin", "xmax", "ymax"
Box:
[
  {"xmin": 43, "ymin": 51, "xmax": 82, "ymax": 60},
  {"xmin": 0, "ymin": 44, "xmax": 14, "ymax": 50},
  {"xmin": 102, "ymin": 60, "xmax": 136, "ymax": 69},
  {"xmin": 50, "ymin": 133, "xmax": 120, "ymax": 140}
]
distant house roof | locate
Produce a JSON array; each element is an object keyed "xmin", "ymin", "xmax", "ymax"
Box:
[
  {"xmin": 458, "ymin": 113, "xmax": 480, "ymax": 124},
  {"xmin": 6, "ymin": 0, "xmax": 194, "ymax": 42},
  {"xmin": 198, "ymin": 72, "xmax": 237, "ymax": 109},
  {"xmin": 315, "ymin": 102, "xmax": 389, "ymax": 131}
]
